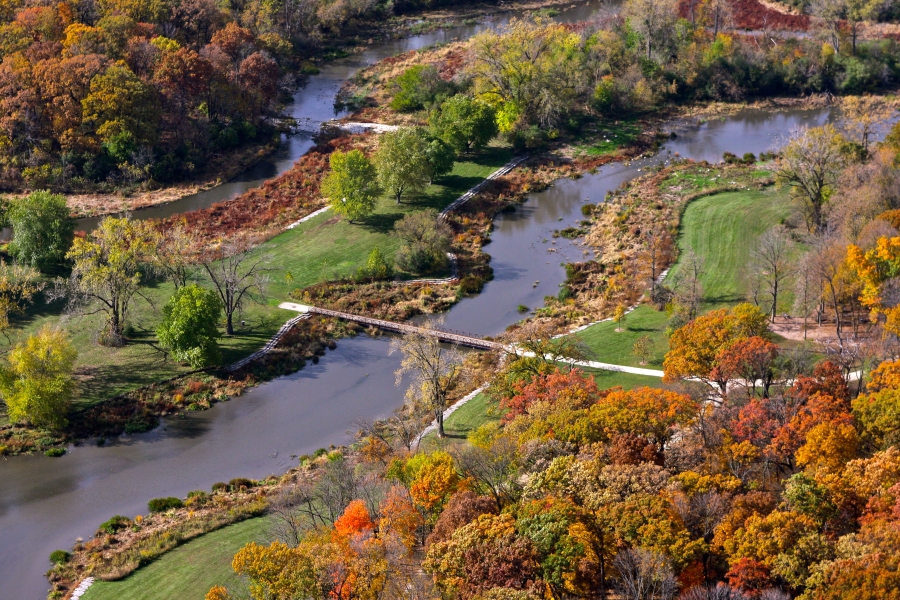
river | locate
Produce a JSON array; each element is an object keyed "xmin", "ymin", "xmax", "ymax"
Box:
[{"xmin": 0, "ymin": 6, "xmax": 849, "ymax": 598}]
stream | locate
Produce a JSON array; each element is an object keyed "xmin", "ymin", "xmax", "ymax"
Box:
[{"xmin": 0, "ymin": 5, "xmax": 849, "ymax": 597}]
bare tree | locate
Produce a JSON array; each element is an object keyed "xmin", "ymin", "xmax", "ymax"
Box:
[
  {"xmin": 811, "ymin": 0, "xmax": 844, "ymax": 53},
  {"xmin": 750, "ymin": 225, "xmax": 795, "ymax": 322},
  {"xmin": 200, "ymin": 239, "xmax": 272, "ymax": 335},
  {"xmin": 268, "ymin": 485, "xmax": 310, "ymax": 546},
  {"xmin": 793, "ymin": 253, "xmax": 820, "ymax": 340},
  {"xmin": 151, "ymin": 219, "xmax": 195, "ymax": 289},
  {"xmin": 775, "ymin": 125, "xmax": 850, "ymax": 233},
  {"xmin": 453, "ymin": 436, "xmax": 522, "ymax": 511},
  {"xmin": 638, "ymin": 228, "xmax": 675, "ymax": 303},
  {"xmin": 622, "ymin": 0, "xmax": 679, "ymax": 60},
  {"xmin": 671, "ymin": 249, "xmax": 705, "ymax": 320},
  {"xmin": 390, "ymin": 323, "xmax": 464, "ymax": 438},
  {"xmin": 612, "ymin": 548, "xmax": 678, "ymax": 600}
]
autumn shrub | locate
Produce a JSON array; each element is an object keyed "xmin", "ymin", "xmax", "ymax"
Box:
[
  {"xmin": 48, "ymin": 550, "xmax": 70, "ymax": 565},
  {"xmin": 98, "ymin": 515, "xmax": 130, "ymax": 535},
  {"xmin": 147, "ymin": 497, "xmax": 184, "ymax": 513},
  {"xmin": 228, "ymin": 478, "xmax": 255, "ymax": 491}
]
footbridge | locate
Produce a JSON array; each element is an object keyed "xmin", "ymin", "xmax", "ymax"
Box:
[{"xmin": 278, "ymin": 302, "xmax": 503, "ymax": 351}]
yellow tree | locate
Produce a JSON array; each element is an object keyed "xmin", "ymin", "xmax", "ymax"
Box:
[
  {"xmin": 846, "ymin": 235, "xmax": 900, "ymax": 336},
  {"xmin": 0, "ymin": 326, "xmax": 77, "ymax": 430},
  {"xmin": 63, "ymin": 216, "xmax": 156, "ymax": 345}
]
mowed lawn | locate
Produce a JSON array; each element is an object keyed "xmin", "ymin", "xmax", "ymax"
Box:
[
  {"xmin": 83, "ymin": 517, "xmax": 269, "ymax": 600},
  {"xmin": 665, "ymin": 187, "xmax": 796, "ymax": 309},
  {"xmin": 0, "ymin": 146, "xmax": 513, "ymax": 419},
  {"xmin": 576, "ymin": 186, "xmax": 797, "ymax": 363}
]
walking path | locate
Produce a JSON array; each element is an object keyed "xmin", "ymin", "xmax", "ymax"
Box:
[{"xmin": 278, "ymin": 303, "xmax": 502, "ymax": 350}]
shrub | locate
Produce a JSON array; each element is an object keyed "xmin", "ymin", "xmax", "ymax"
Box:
[
  {"xmin": 185, "ymin": 490, "xmax": 209, "ymax": 507},
  {"xmin": 581, "ymin": 203, "xmax": 596, "ymax": 216},
  {"xmin": 48, "ymin": 550, "xmax": 70, "ymax": 565},
  {"xmin": 228, "ymin": 478, "xmax": 254, "ymax": 491},
  {"xmin": 44, "ymin": 447, "xmax": 66, "ymax": 457},
  {"xmin": 390, "ymin": 65, "xmax": 454, "ymax": 112},
  {"xmin": 212, "ymin": 482, "xmax": 228, "ymax": 493},
  {"xmin": 156, "ymin": 284, "xmax": 224, "ymax": 368},
  {"xmin": 355, "ymin": 247, "xmax": 394, "ymax": 282},
  {"xmin": 147, "ymin": 497, "xmax": 184, "ymax": 513},
  {"xmin": 99, "ymin": 515, "xmax": 130, "ymax": 534}
]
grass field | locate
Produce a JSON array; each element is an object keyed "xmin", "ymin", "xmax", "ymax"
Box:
[
  {"xmin": 665, "ymin": 187, "xmax": 796, "ymax": 310},
  {"xmin": 83, "ymin": 517, "xmax": 269, "ymax": 600},
  {"xmin": 576, "ymin": 186, "xmax": 797, "ymax": 363},
  {"xmin": 0, "ymin": 147, "xmax": 513, "ymax": 421}
]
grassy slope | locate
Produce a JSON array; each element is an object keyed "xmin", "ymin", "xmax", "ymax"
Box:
[
  {"xmin": 83, "ymin": 517, "xmax": 269, "ymax": 600},
  {"xmin": 578, "ymin": 186, "xmax": 795, "ymax": 363},
  {"xmin": 0, "ymin": 147, "xmax": 513, "ymax": 420}
]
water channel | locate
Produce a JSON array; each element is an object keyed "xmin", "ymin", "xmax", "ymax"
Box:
[{"xmin": 0, "ymin": 4, "xmax": 848, "ymax": 597}]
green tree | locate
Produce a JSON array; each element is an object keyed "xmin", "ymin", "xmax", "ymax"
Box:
[
  {"xmin": 390, "ymin": 65, "xmax": 453, "ymax": 112},
  {"xmin": 64, "ymin": 216, "xmax": 156, "ymax": 345},
  {"xmin": 356, "ymin": 247, "xmax": 393, "ymax": 282},
  {"xmin": 0, "ymin": 326, "xmax": 77, "ymax": 430},
  {"xmin": 320, "ymin": 148, "xmax": 381, "ymax": 223},
  {"xmin": 426, "ymin": 137, "xmax": 456, "ymax": 182},
  {"xmin": 7, "ymin": 190, "xmax": 75, "ymax": 272},
  {"xmin": 429, "ymin": 95, "xmax": 498, "ymax": 154},
  {"xmin": 156, "ymin": 284, "xmax": 224, "ymax": 367},
  {"xmin": 374, "ymin": 127, "xmax": 432, "ymax": 204}
]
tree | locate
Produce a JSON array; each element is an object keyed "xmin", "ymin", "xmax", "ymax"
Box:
[
  {"xmin": 63, "ymin": 216, "xmax": 156, "ymax": 345},
  {"xmin": 200, "ymin": 239, "xmax": 271, "ymax": 335},
  {"xmin": 151, "ymin": 219, "xmax": 194, "ymax": 289},
  {"xmin": 775, "ymin": 125, "xmax": 850, "ymax": 233},
  {"xmin": 613, "ymin": 304, "xmax": 628, "ymax": 332},
  {"xmin": 390, "ymin": 65, "xmax": 452, "ymax": 112},
  {"xmin": 669, "ymin": 249, "xmax": 705, "ymax": 322},
  {"xmin": 356, "ymin": 247, "xmax": 393, "ymax": 282},
  {"xmin": 393, "ymin": 209, "xmax": 452, "ymax": 274},
  {"xmin": 374, "ymin": 127, "xmax": 432, "ymax": 204},
  {"xmin": 841, "ymin": 96, "xmax": 895, "ymax": 153},
  {"xmin": 750, "ymin": 225, "xmax": 794, "ymax": 322},
  {"xmin": 7, "ymin": 190, "xmax": 75, "ymax": 271},
  {"xmin": 622, "ymin": 0, "xmax": 679, "ymax": 61},
  {"xmin": 156, "ymin": 284, "xmax": 223, "ymax": 367},
  {"xmin": 429, "ymin": 94, "xmax": 497, "ymax": 154},
  {"xmin": 390, "ymin": 323, "xmax": 463, "ymax": 438},
  {"xmin": 664, "ymin": 304, "xmax": 769, "ymax": 396},
  {"xmin": 0, "ymin": 326, "xmax": 77, "ymax": 430},
  {"xmin": 320, "ymin": 148, "xmax": 381, "ymax": 223},
  {"xmin": 612, "ymin": 548, "xmax": 677, "ymax": 600},
  {"xmin": 82, "ymin": 61, "xmax": 159, "ymax": 146},
  {"xmin": 0, "ymin": 260, "xmax": 43, "ymax": 339},
  {"xmin": 638, "ymin": 228, "xmax": 675, "ymax": 306},
  {"xmin": 425, "ymin": 136, "xmax": 456, "ymax": 182},
  {"xmin": 633, "ymin": 335, "xmax": 653, "ymax": 365},
  {"xmin": 593, "ymin": 386, "xmax": 699, "ymax": 453},
  {"xmin": 712, "ymin": 336, "xmax": 780, "ymax": 398}
]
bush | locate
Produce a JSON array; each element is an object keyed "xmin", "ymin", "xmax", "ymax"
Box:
[
  {"xmin": 228, "ymin": 478, "xmax": 254, "ymax": 491},
  {"xmin": 581, "ymin": 203, "xmax": 596, "ymax": 216},
  {"xmin": 44, "ymin": 447, "xmax": 66, "ymax": 457},
  {"xmin": 390, "ymin": 65, "xmax": 454, "ymax": 112},
  {"xmin": 185, "ymin": 490, "xmax": 209, "ymax": 507},
  {"xmin": 48, "ymin": 550, "xmax": 70, "ymax": 565},
  {"xmin": 147, "ymin": 497, "xmax": 184, "ymax": 513},
  {"xmin": 355, "ymin": 247, "xmax": 394, "ymax": 282},
  {"xmin": 99, "ymin": 515, "xmax": 130, "ymax": 534},
  {"xmin": 212, "ymin": 482, "xmax": 228, "ymax": 493}
]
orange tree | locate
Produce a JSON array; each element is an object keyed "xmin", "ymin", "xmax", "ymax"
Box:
[{"xmin": 663, "ymin": 303, "xmax": 769, "ymax": 396}]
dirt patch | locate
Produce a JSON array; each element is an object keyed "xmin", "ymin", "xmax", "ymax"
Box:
[
  {"xmin": 769, "ymin": 317, "xmax": 841, "ymax": 342},
  {"xmin": 679, "ymin": 0, "xmax": 810, "ymax": 30}
]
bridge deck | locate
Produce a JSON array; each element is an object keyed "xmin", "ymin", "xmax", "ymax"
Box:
[{"xmin": 278, "ymin": 302, "xmax": 502, "ymax": 351}]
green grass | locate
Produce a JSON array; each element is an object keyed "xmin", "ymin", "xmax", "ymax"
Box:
[
  {"xmin": 442, "ymin": 392, "xmax": 500, "ymax": 439},
  {"xmin": 665, "ymin": 187, "xmax": 795, "ymax": 309},
  {"xmin": 576, "ymin": 306, "xmax": 669, "ymax": 368},
  {"xmin": 583, "ymin": 368, "xmax": 668, "ymax": 390},
  {"xmin": 83, "ymin": 517, "xmax": 269, "ymax": 600},
  {"xmin": 0, "ymin": 146, "xmax": 514, "ymax": 421},
  {"xmin": 574, "ymin": 120, "xmax": 641, "ymax": 157}
]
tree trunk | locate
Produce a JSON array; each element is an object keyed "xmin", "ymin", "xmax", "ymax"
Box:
[
  {"xmin": 437, "ymin": 410, "xmax": 445, "ymax": 437},
  {"xmin": 771, "ymin": 281, "xmax": 778, "ymax": 322},
  {"xmin": 226, "ymin": 311, "xmax": 234, "ymax": 335}
]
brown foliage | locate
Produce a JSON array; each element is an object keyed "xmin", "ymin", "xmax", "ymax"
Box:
[{"xmin": 426, "ymin": 491, "xmax": 498, "ymax": 548}]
